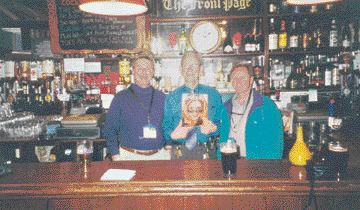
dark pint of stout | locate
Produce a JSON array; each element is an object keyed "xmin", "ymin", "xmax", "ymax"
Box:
[{"xmin": 221, "ymin": 148, "xmax": 237, "ymax": 177}]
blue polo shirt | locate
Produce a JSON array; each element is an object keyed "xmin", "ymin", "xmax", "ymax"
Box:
[{"xmin": 162, "ymin": 84, "xmax": 229, "ymax": 144}]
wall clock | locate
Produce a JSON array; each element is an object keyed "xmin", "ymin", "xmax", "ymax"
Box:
[{"xmin": 189, "ymin": 21, "xmax": 222, "ymax": 54}]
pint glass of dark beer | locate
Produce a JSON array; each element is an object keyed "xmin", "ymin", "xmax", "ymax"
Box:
[
  {"xmin": 328, "ymin": 141, "xmax": 349, "ymax": 177},
  {"xmin": 220, "ymin": 140, "xmax": 238, "ymax": 178}
]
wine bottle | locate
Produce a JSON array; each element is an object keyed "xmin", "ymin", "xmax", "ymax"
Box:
[
  {"xmin": 268, "ymin": 18, "xmax": 278, "ymax": 51},
  {"xmin": 223, "ymin": 29, "xmax": 234, "ymax": 54},
  {"xmin": 256, "ymin": 19, "xmax": 264, "ymax": 52},
  {"xmin": 278, "ymin": 19, "xmax": 287, "ymax": 51}
]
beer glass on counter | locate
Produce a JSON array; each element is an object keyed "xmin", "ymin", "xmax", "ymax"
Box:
[
  {"xmin": 220, "ymin": 139, "xmax": 238, "ymax": 178},
  {"xmin": 77, "ymin": 140, "xmax": 93, "ymax": 174}
]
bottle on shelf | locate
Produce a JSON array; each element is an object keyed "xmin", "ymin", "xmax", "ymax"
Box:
[
  {"xmin": 301, "ymin": 18, "xmax": 310, "ymax": 51},
  {"xmin": 178, "ymin": 24, "xmax": 188, "ymax": 55},
  {"xmin": 324, "ymin": 67, "xmax": 332, "ymax": 87},
  {"xmin": 286, "ymin": 67, "xmax": 299, "ymax": 89},
  {"xmin": 342, "ymin": 22, "xmax": 351, "ymax": 51},
  {"xmin": 268, "ymin": 18, "xmax": 278, "ymax": 51},
  {"xmin": 256, "ymin": 19, "xmax": 264, "ymax": 52},
  {"xmin": 268, "ymin": 0, "xmax": 278, "ymax": 14},
  {"xmin": 250, "ymin": 19, "xmax": 257, "ymax": 52},
  {"xmin": 244, "ymin": 30, "xmax": 252, "ymax": 53},
  {"xmin": 289, "ymin": 19, "xmax": 299, "ymax": 51},
  {"xmin": 289, "ymin": 123, "xmax": 312, "ymax": 166},
  {"xmin": 329, "ymin": 19, "xmax": 338, "ymax": 47},
  {"xmin": 312, "ymin": 66, "xmax": 324, "ymax": 87},
  {"xmin": 278, "ymin": 19, "xmax": 287, "ymax": 51},
  {"xmin": 223, "ymin": 29, "xmax": 234, "ymax": 54}
]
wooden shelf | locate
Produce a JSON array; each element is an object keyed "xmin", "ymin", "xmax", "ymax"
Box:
[
  {"xmin": 269, "ymin": 47, "xmax": 343, "ymax": 56},
  {"xmin": 155, "ymin": 52, "xmax": 264, "ymax": 59}
]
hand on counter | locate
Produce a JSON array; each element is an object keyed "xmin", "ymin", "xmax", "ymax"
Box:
[{"xmin": 112, "ymin": 154, "xmax": 121, "ymax": 161}]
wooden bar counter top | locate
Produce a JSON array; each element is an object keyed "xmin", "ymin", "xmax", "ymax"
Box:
[{"xmin": 1, "ymin": 159, "xmax": 360, "ymax": 210}]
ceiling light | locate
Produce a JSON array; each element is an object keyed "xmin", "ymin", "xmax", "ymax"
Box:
[{"xmin": 79, "ymin": 0, "xmax": 148, "ymax": 16}]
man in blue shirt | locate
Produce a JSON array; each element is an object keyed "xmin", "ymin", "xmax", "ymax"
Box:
[
  {"xmin": 103, "ymin": 54, "xmax": 171, "ymax": 161},
  {"xmin": 224, "ymin": 64, "xmax": 283, "ymax": 159},
  {"xmin": 162, "ymin": 51, "xmax": 229, "ymax": 160}
]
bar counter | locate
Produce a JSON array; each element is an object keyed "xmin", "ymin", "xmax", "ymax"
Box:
[{"xmin": 1, "ymin": 160, "xmax": 360, "ymax": 210}]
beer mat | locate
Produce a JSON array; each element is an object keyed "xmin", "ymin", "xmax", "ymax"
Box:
[{"xmin": 100, "ymin": 169, "xmax": 136, "ymax": 181}]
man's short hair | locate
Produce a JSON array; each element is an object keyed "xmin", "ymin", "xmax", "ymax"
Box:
[
  {"xmin": 181, "ymin": 51, "xmax": 203, "ymax": 67},
  {"xmin": 229, "ymin": 64, "xmax": 253, "ymax": 78},
  {"xmin": 131, "ymin": 51, "xmax": 155, "ymax": 66}
]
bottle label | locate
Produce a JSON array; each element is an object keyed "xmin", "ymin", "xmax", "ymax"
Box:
[
  {"xmin": 329, "ymin": 31, "xmax": 338, "ymax": 47},
  {"xmin": 325, "ymin": 71, "xmax": 332, "ymax": 86},
  {"xmin": 279, "ymin": 33, "xmax": 287, "ymax": 49},
  {"xmin": 289, "ymin": 36, "xmax": 299, "ymax": 48},
  {"xmin": 303, "ymin": 34, "xmax": 309, "ymax": 49},
  {"xmin": 269, "ymin": 34, "xmax": 278, "ymax": 50}
]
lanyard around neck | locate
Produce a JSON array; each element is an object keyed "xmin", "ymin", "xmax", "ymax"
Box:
[
  {"xmin": 129, "ymin": 86, "xmax": 154, "ymax": 124},
  {"xmin": 231, "ymin": 89, "xmax": 252, "ymax": 128}
]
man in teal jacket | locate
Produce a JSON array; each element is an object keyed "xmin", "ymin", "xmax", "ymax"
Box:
[
  {"xmin": 162, "ymin": 51, "xmax": 229, "ymax": 160},
  {"xmin": 224, "ymin": 64, "xmax": 283, "ymax": 159}
]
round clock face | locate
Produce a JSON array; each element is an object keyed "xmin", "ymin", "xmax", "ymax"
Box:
[{"xmin": 190, "ymin": 21, "xmax": 222, "ymax": 54}]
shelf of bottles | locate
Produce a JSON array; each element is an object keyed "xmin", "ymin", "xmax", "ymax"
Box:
[
  {"xmin": 266, "ymin": 0, "xmax": 360, "ymax": 92},
  {"xmin": 150, "ymin": 16, "xmax": 266, "ymax": 94},
  {"xmin": 0, "ymin": 59, "xmax": 63, "ymax": 115}
]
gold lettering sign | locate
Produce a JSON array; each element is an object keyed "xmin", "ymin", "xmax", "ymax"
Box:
[{"xmin": 162, "ymin": 0, "xmax": 251, "ymax": 12}]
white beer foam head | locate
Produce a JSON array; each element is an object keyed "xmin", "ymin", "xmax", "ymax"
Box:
[{"xmin": 221, "ymin": 147, "xmax": 237, "ymax": 153}]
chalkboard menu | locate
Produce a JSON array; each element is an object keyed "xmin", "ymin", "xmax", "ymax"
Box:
[{"xmin": 48, "ymin": 0, "xmax": 145, "ymax": 54}]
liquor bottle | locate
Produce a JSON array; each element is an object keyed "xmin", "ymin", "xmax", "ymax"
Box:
[
  {"xmin": 268, "ymin": 18, "xmax": 278, "ymax": 51},
  {"xmin": 278, "ymin": 19, "xmax": 288, "ymax": 51},
  {"xmin": 299, "ymin": 63, "xmax": 309, "ymax": 88},
  {"xmin": 289, "ymin": 20, "xmax": 299, "ymax": 51},
  {"xmin": 301, "ymin": 18, "xmax": 310, "ymax": 51},
  {"xmin": 253, "ymin": 65, "xmax": 264, "ymax": 93},
  {"xmin": 268, "ymin": 0, "xmax": 278, "ymax": 14},
  {"xmin": 315, "ymin": 28, "xmax": 323, "ymax": 48},
  {"xmin": 289, "ymin": 123, "xmax": 312, "ymax": 166},
  {"xmin": 250, "ymin": 19, "xmax": 257, "ymax": 52},
  {"xmin": 244, "ymin": 32, "xmax": 251, "ymax": 52},
  {"xmin": 329, "ymin": 19, "xmax": 338, "ymax": 47},
  {"xmin": 312, "ymin": 66, "xmax": 324, "ymax": 87},
  {"xmin": 255, "ymin": 19, "xmax": 264, "ymax": 52},
  {"xmin": 342, "ymin": 23, "xmax": 351, "ymax": 51},
  {"xmin": 324, "ymin": 67, "xmax": 332, "ymax": 86},
  {"xmin": 286, "ymin": 68, "xmax": 299, "ymax": 89},
  {"xmin": 178, "ymin": 25, "xmax": 187, "ymax": 55},
  {"xmin": 223, "ymin": 29, "xmax": 234, "ymax": 54}
]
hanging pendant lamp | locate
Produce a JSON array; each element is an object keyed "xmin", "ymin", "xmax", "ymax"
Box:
[
  {"xmin": 79, "ymin": 0, "xmax": 148, "ymax": 16},
  {"xmin": 286, "ymin": 0, "xmax": 342, "ymax": 5}
]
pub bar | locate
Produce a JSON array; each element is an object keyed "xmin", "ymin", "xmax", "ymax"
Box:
[{"xmin": 0, "ymin": 0, "xmax": 360, "ymax": 209}]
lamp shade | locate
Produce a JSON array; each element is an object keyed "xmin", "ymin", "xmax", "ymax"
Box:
[
  {"xmin": 79, "ymin": 0, "xmax": 148, "ymax": 16},
  {"xmin": 286, "ymin": 0, "xmax": 342, "ymax": 5}
]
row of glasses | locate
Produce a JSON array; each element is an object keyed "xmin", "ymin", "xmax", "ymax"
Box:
[
  {"xmin": 1, "ymin": 118, "xmax": 45, "ymax": 139},
  {"xmin": 0, "ymin": 103, "xmax": 13, "ymax": 121}
]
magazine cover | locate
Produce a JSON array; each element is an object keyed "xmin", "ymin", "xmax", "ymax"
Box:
[{"xmin": 181, "ymin": 93, "xmax": 208, "ymax": 126}]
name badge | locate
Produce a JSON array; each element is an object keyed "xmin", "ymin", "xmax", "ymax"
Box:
[{"xmin": 143, "ymin": 124, "xmax": 157, "ymax": 139}]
